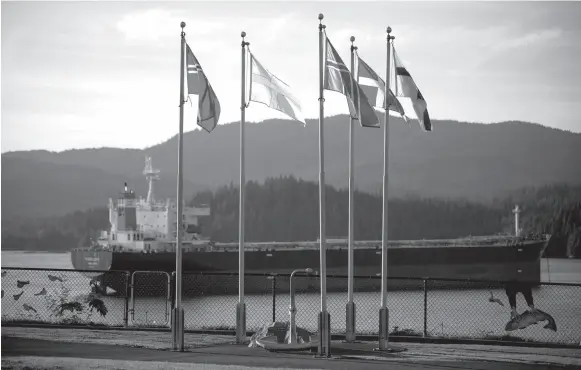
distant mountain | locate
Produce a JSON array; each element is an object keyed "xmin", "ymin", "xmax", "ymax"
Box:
[
  {"xmin": 1, "ymin": 156, "xmax": 206, "ymax": 218},
  {"xmin": 2, "ymin": 115, "xmax": 580, "ymax": 217}
]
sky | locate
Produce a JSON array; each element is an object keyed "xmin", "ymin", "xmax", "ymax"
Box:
[{"xmin": 1, "ymin": 1, "xmax": 581, "ymax": 153}]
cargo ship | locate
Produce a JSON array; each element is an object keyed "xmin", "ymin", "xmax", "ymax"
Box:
[{"xmin": 71, "ymin": 157, "xmax": 549, "ymax": 295}]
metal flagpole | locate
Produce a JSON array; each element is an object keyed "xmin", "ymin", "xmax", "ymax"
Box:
[
  {"xmin": 172, "ymin": 21, "xmax": 186, "ymax": 352},
  {"xmin": 317, "ymin": 13, "xmax": 331, "ymax": 357},
  {"xmin": 236, "ymin": 31, "xmax": 249, "ymax": 344},
  {"xmin": 378, "ymin": 26, "xmax": 394, "ymax": 350},
  {"xmin": 345, "ymin": 35, "xmax": 357, "ymax": 343}
]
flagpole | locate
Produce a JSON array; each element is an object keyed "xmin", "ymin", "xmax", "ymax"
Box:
[
  {"xmin": 236, "ymin": 31, "xmax": 249, "ymax": 344},
  {"xmin": 317, "ymin": 13, "xmax": 331, "ymax": 357},
  {"xmin": 345, "ymin": 35, "xmax": 357, "ymax": 343},
  {"xmin": 172, "ymin": 20, "xmax": 186, "ymax": 352},
  {"xmin": 379, "ymin": 26, "xmax": 394, "ymax": 351}
]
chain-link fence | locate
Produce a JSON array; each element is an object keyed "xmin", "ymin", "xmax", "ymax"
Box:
[
  {"xmin": 2, "ymin": 267, "xmax": 580, "ymax": 346},
  {"xmin": 423, "ymin": 278, "xmax": 581, "ymax": 344},
  {"xmin": 1, "ymin": 267, "xmax": 128, "ymax": 327},
  {"xmin": 129, "ymin": 271, "xmax": 170, "ymax": 327}
]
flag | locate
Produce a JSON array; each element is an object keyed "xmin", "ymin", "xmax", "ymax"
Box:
[
  {"xmin": 393, "ymin": 48, "xmax": 432, "ymax": 131},
  {"xmin": 324, "ymin": 35, "xmax": 380, "ymax": 128},
  {"xmin": 186, "ymin": 44, "xmax": 220, "ymax": 133},
  {"xmin": 249, "ymin": 51, "xmax": 305, "ymax": 124},
  {"xmin": 355, "ymin": 53, "xmax": 405, "ymax": 118}
]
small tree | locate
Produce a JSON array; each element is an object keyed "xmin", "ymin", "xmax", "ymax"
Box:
[{"xmin": 44, "ymin": 274, "xmax": 108, "ymax": 325}]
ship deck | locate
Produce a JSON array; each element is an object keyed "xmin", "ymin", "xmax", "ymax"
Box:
[
  {"xmin": 217, "ymin": 236, "xmax": 540, "ymax": 248},
  {"xmin": 76, "ymin": 235, "xmax": 547, "ymax": 254}
]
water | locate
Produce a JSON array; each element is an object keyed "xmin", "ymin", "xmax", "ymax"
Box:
[
  {"xmin": 1, "ymin": 251, "xmax": 74, "ymax": 269},
  {"xmin": 2, "ymin": 251, "xmax": 581, "ymax": 344}
]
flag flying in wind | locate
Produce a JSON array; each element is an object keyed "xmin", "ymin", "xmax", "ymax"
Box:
[
  {"xmin": 355, "ymin": 53, "xmax": 405, "ymax": 118},
  {"xmin": 186, "ymin": 44, "xmax": 220, "ymax": 132},
  {"xmin": 393, "ymin": 48, "xmax": 432, "ymax": 131},
  {"xmin": 324, "ymin": 35, "xmax": 380, "ymax": 128},
  {"xmin": 249, "ymin": 51, "xmax": 304, "ymax": 124}
]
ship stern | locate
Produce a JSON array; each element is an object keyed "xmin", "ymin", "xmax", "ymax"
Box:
[{"xmin": 71, "ymin": 249, "xmax": 113, "ymax": 271}]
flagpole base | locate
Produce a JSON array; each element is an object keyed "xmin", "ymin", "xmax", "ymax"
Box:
[
  {"xmin": 345, "ymin": 301, "xmax": 356, "ymax": 342},
  {"xmin": 236, "ymin": 302, "xmax": 246, "ymax": 344},
  {"xmin": 378, "ymin": 307, "xmax": 389, "ymax": 350},
  {"xmin": 171, "ymin": 307, "xmax": 185, "ymax": 351},
  {"xmin": 317, "ymin": 311, "xmax": 331, "ymax": 357}
]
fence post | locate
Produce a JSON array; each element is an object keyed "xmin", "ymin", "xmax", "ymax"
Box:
[
  {"xmin": 170, "ymin": 271, "xmax": 176, "ymax": 310},
  {"xmin": 423, "ymin": 279, "xmax": 428, "ymax": 337},
  {"xmin": 124, "ymin": 271, "xmax": 131, "ymax": 328},
  {"xmin": 272, "ymin": 274, "xmax": 277, "ymax": 322},
  {"xmin": 167, "ymin": 271, "xmax": 172, "ymax": 327}
]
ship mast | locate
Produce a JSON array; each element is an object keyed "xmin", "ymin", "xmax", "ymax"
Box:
[
  {"xmin": 143, "ymin": 156, "xmax": 160, "ymax": 206},
  {"xmin": 512, "ymin": 204, "xmax": 521, "ymax": 237}
]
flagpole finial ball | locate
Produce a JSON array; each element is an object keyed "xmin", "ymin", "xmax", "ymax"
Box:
[
  {"xmin": 318, "ymin": 13, "xmax": 324, "ymax": 20},
  {"xmin": 386, "ymin": 26, "xmax": 392, "ymax": 34},
  {"xmin": 350, "ymin": 36, "xmax": 355, "ymax": 42},
  {"xmin": 181, "ymin": 22, "xmax": 186, "ymax": 28}
]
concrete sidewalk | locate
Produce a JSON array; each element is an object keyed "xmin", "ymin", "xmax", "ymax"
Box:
[{"xmin": 2, "ymin": 327, "xmax": 580, "ymax": 369}]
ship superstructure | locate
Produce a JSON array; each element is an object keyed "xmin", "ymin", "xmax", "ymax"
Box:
[{"xmin": 96, "ymin": 157, "xmax": 210, "ymax": 253}]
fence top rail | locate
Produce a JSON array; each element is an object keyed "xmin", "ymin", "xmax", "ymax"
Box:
[
  {"xmin": 416, "ymin": 277, "xmax": 581, "ymax": 287},
  {"xmin": 3, "ymin": 267, "xmax": 580, "ymax": 287},
  {"xmin": 1, "ymin": 266, "xmax": 129, "ymax": 274},
  {"xmin": 179, "ymin": 270, "xmax": 581, "ymax": 287}
]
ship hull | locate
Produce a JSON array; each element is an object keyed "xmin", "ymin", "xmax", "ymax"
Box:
[{"xmin": 71, "ymin": 239, "xmax": 548, "ymax": 296}]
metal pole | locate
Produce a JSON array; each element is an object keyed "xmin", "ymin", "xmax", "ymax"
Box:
[
  {"xmin": 124, "ymin": 271, "xmax": 130, "ymax": 327},
  {"xmin": 272, "ymin": 275, "xmax": 276, "ymax": 322},
  {"xmin": 236, "ymin": 31, "xmax": 249, "ymax": 344},
  {"xmin": 172, "ymin": 21, "xmax": 186, "ymax": 352},
  {"xmin": 423, "ymin": 279, "xmax": 428, "ymax": 337},
  {"xmin": 379, "ymin": 26, "xmax": 394, "ymax": 350},
  {"xmin": 290, "ymin": 268, "xmax": 312, "ymax": 344},
  {"xmin": 346, "ymin": 35, "xmax": 357, "ymax": 343},
  {"xmin": 130, "ymin": 272, "xmax": 136, "ymax": 323},
  {"xmin": 289, "ymin": 270, "xmax": 297, "ymax": 344},
  {"xmin": 317, "ymin": 13, "xmax": 331, "ymax": 357}
]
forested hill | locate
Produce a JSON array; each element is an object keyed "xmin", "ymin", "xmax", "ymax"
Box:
[
  {"xmin": 191, "ymin": 176, "xmax": 505, "ymax": 242},
  {"xmin": 193, "ymin": 179, "xmax": 581, "ymax": 258},
  {"xmin": 3, "ymin": 115, "xmax": 580, "ymax": 218},
  {"xmin": 3, "ymin": 178, "xmax": 580, "ymax": 258},
  {"xmin": 528, "ymin": 201, "xmax": 581, "ymax": 258}
]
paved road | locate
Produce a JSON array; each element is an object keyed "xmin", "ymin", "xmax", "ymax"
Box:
[{"xmin": 2, "ymin": 337, "xmax": 574, "ymax": 370}]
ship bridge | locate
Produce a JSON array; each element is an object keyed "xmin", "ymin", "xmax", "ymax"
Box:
[{"xmin": 100, "ymin": 157, "xmax": 211, "ymax": 252}]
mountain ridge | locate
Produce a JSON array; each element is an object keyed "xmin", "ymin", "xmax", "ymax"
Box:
[
  {"xmin": 3, "ymin": 115, "xmax": 580, "ymax": 218},
  {"xmin": 1, "ymin": 117, "xmax": 577, "ymax": 157}
]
